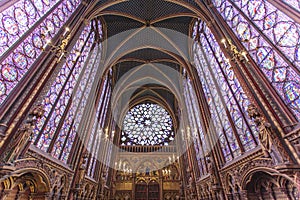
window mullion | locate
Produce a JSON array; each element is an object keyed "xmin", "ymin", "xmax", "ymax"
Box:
[
  {"xmin": 34, "ymin": 31, "xmax": 92, "ymax": 144},
  {"xmin": 194, "ymin": 46, "xmax": 235, "ymax": 160},
  {"xmin": 203, "ymin": 32, "xmax": 258, "ymax": 146},
  {"xmin": 0, "ymin": 0, "xmax": 64, "ymax": 62},
  {"xmin": 197, "ymin": 40, "xmax": 245, "ymax": 153},
  {"xmin": 227, "ymin": 0, "xmax": 300, "ymax": 75}
]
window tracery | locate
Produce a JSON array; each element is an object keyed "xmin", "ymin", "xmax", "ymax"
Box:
[
  {"xmin": 87, "ymin": 78, "xmax": 108, "ymax": 177},
  {"xmin": 0, "ymin": 0, "xmax": 81, "ymax": 105},
  {"xmin": 183, "ymin": 77, "xmax": 207, "ymax": 176},
  {"xmin": 121, "ymin": 103, "xmax": 175, "ymax": 146},
  {"xmin": 87, "ymin": 78, "xmax": 112, "ymax": 178},
  {"xmin": 32, "ymin": 20, "xmax": 104, "ymax": 163},
  {"xmin": 283, "ymin": 0, "xmax": 300, "ymax": 12},
  {"xmin": 213, "ymin": 0, "xmax": 300, "ymax": 121},
  {"xmin": 34, "ymin": 25, "xmax": 92, "ymax": 153},
  {"xmin": 192, "ymin": 20, "xmax": 258, "ymax": 162}
]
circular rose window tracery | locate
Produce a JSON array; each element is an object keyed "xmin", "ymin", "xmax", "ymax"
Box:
[{"xmin": 121, "ymin": 103, "xmax": 174, "ymax": 146}]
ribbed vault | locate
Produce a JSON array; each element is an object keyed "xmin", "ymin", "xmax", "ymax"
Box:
[{"xmin": 85, "ymin": 0, "xmax": 213, "ymax": 130}]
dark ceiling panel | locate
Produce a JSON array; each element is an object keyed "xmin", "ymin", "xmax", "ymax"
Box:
[
  {"xmin": 130, "ymin": 86, "xmax": 176, "ymax": 109},
  {"xmin": 184, "ymin": 0, "xmax": 202, "ymax": 9},
  {"xmin": 121, "ymin": 48, "xmax": 174, "ymax": 61},
  {"xmin": 103, "ymin": 0, "xmax": 193, "ymax": 21},
  {"xmin": 153, "ymin": 17, "xmax": 192, "ymax": 35},
  {"xmin": 103, "ymin": 15, "xmax": 144, "ymax": 37}
]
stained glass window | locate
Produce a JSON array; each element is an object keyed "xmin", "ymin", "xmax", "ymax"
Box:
[
  {"xmin": 87, "ymin": 77, "xmax": 112, "ymax": 178},
  {"xmin": 0, "ymin": 0, "xmax": 60, "ymax": 56},
  {"xmin": 0, "ymin": 0, "xmax": 81, "ymax": 106},
  {"xmin": 87, "ymin": 78, "xmax": 108, "ymax": 177},
  {"xmin": 283, "ymin": 0, "xmax": 300, "ymax": 14},
  {"xmin": 32, "ymin": 19, "xmax": 104, "ymax": 163},
  {"xmin": 121, "ymin": 103, "xmax": 175, "ymax": 146},
  {"xmin": 51, "ymin": 40, "xmax": 99, "ymax": 160},
  {"xmin": 34, "ymin": 25, "xmax": 92, "ymax": 152},
  {"xmin": 193, "ymin": 20, "xmax": 258, "ymax": 162},
  {"xmin": 59, "ymin": 32, "xmax": 98, "ymax": 162},
  {"xmin": 88, "ymin": 71, "xmax": 112, "ymax": 179},
  {"xmin": 213, "ymin": 0, "xmax": 300, "ymax": 121},
  {"xmin": 183, "ymin": 76, "xmax": 207, "ymax": 176}
]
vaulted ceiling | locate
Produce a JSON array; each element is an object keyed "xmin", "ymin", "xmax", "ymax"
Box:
[{"xmin": 88, "ymin": 0, "xmax": 212, "ymax": 121}]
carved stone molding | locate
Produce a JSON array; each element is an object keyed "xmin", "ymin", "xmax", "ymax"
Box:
[
  {"xmin": 220, "ymin": 147, "xmax": 262, "ymax": 172},
  {"xmin": 247, "ymin": 104, "xmax": 292, "ymax": 163},
  {"xmin": 1, "ymin": 104, "xmax": 45, "ymax": 163},
  {"xmin": 284, "ymin": 124, "xmax": 300, "ymax": 157},
  {"xmin": 26, "ymin": 146, "xmax": 73, "ymax": 173}
]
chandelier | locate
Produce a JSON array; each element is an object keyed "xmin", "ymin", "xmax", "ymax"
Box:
[{"xmin": 42, "ymin": 27, "xmax": 81, "ymax": 63}]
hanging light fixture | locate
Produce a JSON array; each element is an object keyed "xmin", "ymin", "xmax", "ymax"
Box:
[
  {"xmin": 221, "ymin": 38, "xmax": 249, "ymax": 64},
  {"xmin": 42, "ymin": 27, "xmax": 81, "ymax": 63}
]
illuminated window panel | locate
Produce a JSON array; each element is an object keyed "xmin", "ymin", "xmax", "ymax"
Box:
[
  {"xmin": 34, "ymin": 25, "xmax": 92, "ymax": 153},
  {"xmin": 88, "ymin": 81, "xmax": 111, "ymax": 177},
  {"xmin": 56, "ymin": 35, "xmax": 96, "ymax": 162},
  {"xmin": 187, "ymin": 81, "xmax": 207, "ymax": 174},
  {"xmin": 88, "ymin": 131, "xmax": 101, "ymax": 177},
  {"xmin": 283, "ymin": 0, "xmax": 300, "ymax": 12},
  {"xmin": 186, "ymin": 80, "xmax": 207, "ymax": 154},
  {"xmin": 0, "ymin": 0, "xmax": 81, "ymax": 106},
  {"xmin": 232, "ymin": 0, "xmax": 300, "ymax": 69},
  {"xmin": 200, "ymin": 25, "xmax": 258, "ymax": 150},
  {"xmin": 194, "ymin": 48, "xmax": 237, "ymax": 161},
  {"xmin": 193, "ymin": 19, "xmax": 258, "ymax": 161},
  {"xmin": 121, "ymin": 103, "xmax": 175, "ymax": 146},
  {"xmin": 213, "ymin": 0, "xmax": 300, "ymax": 121},
  {"xmin": 84, "ymin": 23, "xmax": 104, "ymax": 148},
  {"xmin": 0, "ymin": 0, "xmax": 60, "ymax": 56},
  {"xmin": 183, "ymin": 79, "xmax": 206, "ymax": 176},
  {"xmin": 197, "ymin": 50, "xmax": 240, "ymax": 159},
  {"xmin": 51, "ymin": 42, "xmax": 98, "ymax": 160},
  {"xmin": 99, "ymin": 89, "xmax": 111, "ymax": 127},
  {"xmin": 62, "ymin": 74, "xmax": 111, "ymax": 163},
  {"xmin": 33, "ymin": 26, "xmax": 90, "ymax": 140},
  {"xmin": 89, "ymin": 78, "xmax": 108, "ymax": 147},
  {"xmin": 62, "ymin": 46, "xmax": 105, "ymax": 164}
]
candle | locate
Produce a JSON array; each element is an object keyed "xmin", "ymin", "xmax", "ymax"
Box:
[
  {"xmin": 221, "ymin": 38, "xmax": 227, "ymax": 48},
  {"xmin": 43, "ymin": 39, "xmax": 51, "ymax": 50},
  {"xmin": 58, "ymin": 52, "xmax": 64, "ymax": 61},
  {"xmin": 241, "ymin": 51, "xmax": 249, "ymax": 62},
  {"xmin": 63, "ymin": 27, "xmax": 70, "ymax": 37}
]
